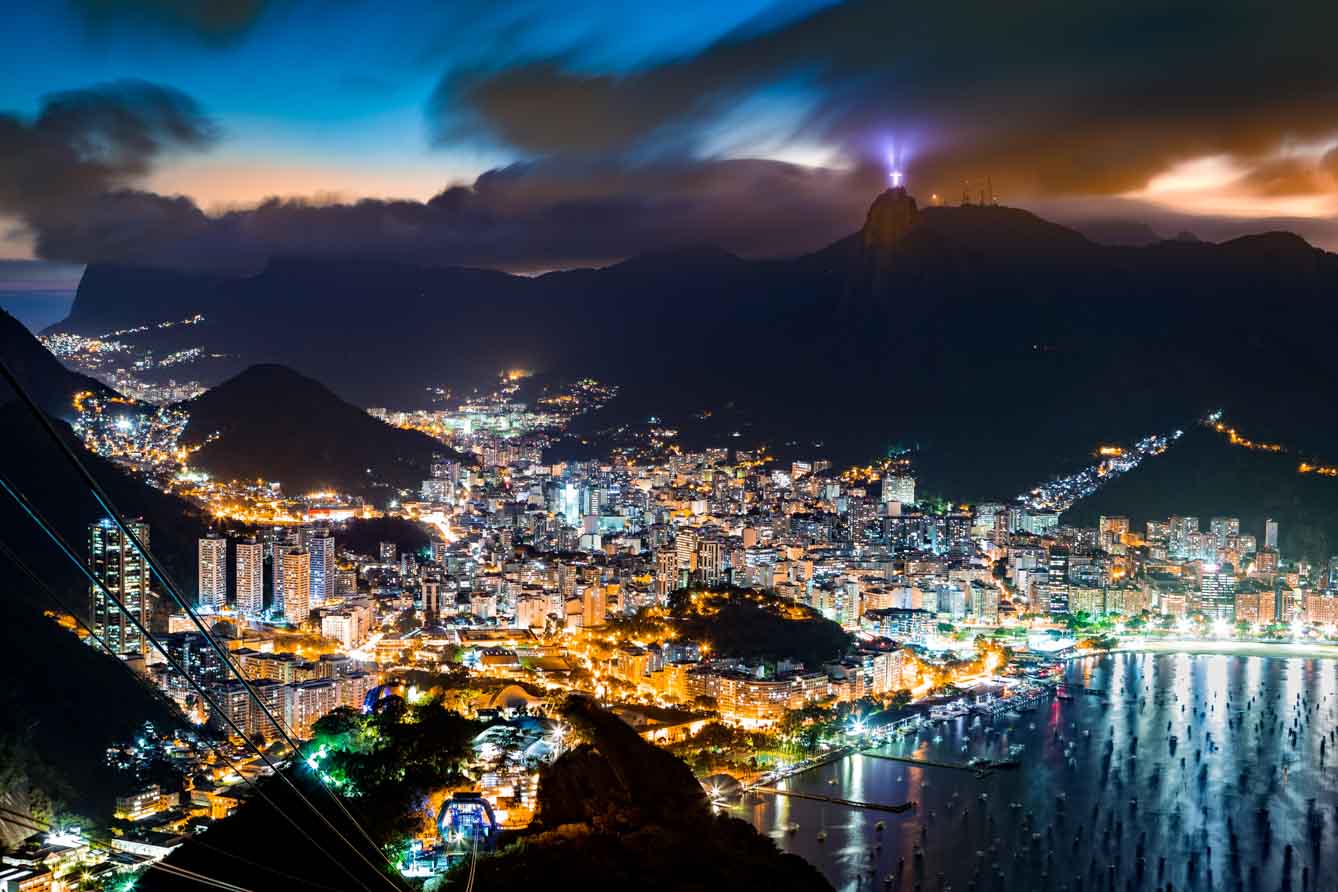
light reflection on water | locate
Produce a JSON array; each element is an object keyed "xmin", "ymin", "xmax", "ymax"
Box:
[{"xmin": 739, "ymin": 653, "xmax": 1338, "ymax": 891}]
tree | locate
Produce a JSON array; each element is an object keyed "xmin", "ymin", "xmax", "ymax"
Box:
[
  {"xmin": 889, "ymin": 689, "xmax": 913, "ymax": 710},
  {"xmin": 394, "ymin": 608, "xmax": 418, "ymax": 635}
]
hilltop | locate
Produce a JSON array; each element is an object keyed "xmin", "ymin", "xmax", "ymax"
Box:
[
  {"xmin": 1064, "ymin": 425, "xmax": 1338, "ymax": 561},
  {"xmin": 178, "ymin": 363, "xmax": 463, "ymax": 497}
]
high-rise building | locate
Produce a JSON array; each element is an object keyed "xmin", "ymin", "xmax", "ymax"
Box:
[
  {"xmin": 89, "ymin": 519, "xmax": 153, "ymax": 656},
  {"xmin": 697, "ymin": 538, "xmax": 725, "ymax": 586},
  {"xmin": 282, "ymin": 547, "xmax": 311, "ymax": 626},
  {"xmin": 1046, "ymin": 547, "xmax": 1070, "ymax": 615},
  {"xmin": 306, "ymin": 528, "xmax": 335, "ymax": 605},
  {"xmin": 1199, "ymin": 564, "xmax": 1237, "ymax": 621},
  {"xmin": 379, "ymin": 541, "xmax": 398, "ymax": 564},
  {"xmin": 197, "ymin": 533, "xmax": 227, "ymax": 609},
  {"xmin": 270, "ymin": 529, "xmax": 299, "ymax": 615},
  {"xmin": 235, "ymin": 538, "xmax": 264, "ymax": 615},
  {"xmin": 1264, "ymin": 518, "xmax": 1279, "ymax": 551},
  {"xmin": 582, "ymin": 585, "xmax": 606, "ymax": 628},
  {"xmin": 881, "ymin": 475, "xmax": 916, "ymax": 506}
]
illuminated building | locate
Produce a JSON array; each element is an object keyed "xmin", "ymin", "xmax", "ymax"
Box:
[
  {"xmin": 235, "ymin": 537, "xmax": 263, "ymax": 615},
  {"xmin": 1046, "ymin": 547, "xmax": 1071, "ymax": 615},
  {"xmin": 697, "ymin": 537, "xmax": 725, "ymax": 585},
  {"xmin": 270, "ymin": 528, "xmax": 299, "ymax": 615},
  {"xmin": 306, "ymin": 527, "xmax": 336, "ymax": 605},
  {"xmin": 379, "ymin": 541, "xmax": 397, "ymax": 564},
  {"xmin": 860, "ymin": 607, "xmax": 935, "ymax": 643},
  {"xmin": 581, "ymin": 585, "xmax": 606, "ymax": 628},
  {"xmin": 88, "ymin": 518, "xmax": 153, "ymax": 657},
  {"xmin": 881, "ymin": 474, "xmax": 915, "ymax": 505},
  {"xmin": 197, "ymin": 532, "xmax": 227, "ymax": 609},
  {"xmin": 1264, "ymin": 517, "xmax": 1279, "ymax": 550},
  {"xmin": 1198, "ymin": 564, "xmax": 1237, "ymax": 620},
  {"xmin": 282, "ymin": 547, "xmax": 311, "ymax": 625}
]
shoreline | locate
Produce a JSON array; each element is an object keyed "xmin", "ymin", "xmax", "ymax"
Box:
[{"xmin": 1068, "ymin": 638, "xmax": 1338, "ymax": 660}]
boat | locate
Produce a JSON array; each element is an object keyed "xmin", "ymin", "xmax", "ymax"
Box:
[
  {"xmin": 816, "ymin": 830, "xmax": 827, "ymax": 842},
  {"xmin": 784, "ymin": 822, "xmax": 800, "ymax": 834},
  {"xmin": 875, "ymin": 821, "xmax": 886, "ymax": 831}
]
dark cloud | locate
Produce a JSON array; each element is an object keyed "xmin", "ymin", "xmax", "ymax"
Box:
[
  {"xmin": 433, "ymin": 0, "xmax": 1338, "ymax": 202},
  {"xmin": 68, "ymin": 0, "xmax": 273, "ymax": 41},
  {"xmin": 17, "ymin": 153, "xmax": 886, "ymax": 271},
  {"xmin": 0, "ymin": 80, "xmax": 216, "ymax": 247}
]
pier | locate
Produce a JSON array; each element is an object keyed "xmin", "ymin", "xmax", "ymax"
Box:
[
  {"xmin": 749, "ymin": 786, "xmax": 916, "ymax": 813},
  {"xmin": 858, "ymin": 750, "xmax": 990, "ymax": 774}
]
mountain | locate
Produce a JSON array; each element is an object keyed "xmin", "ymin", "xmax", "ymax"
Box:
[
  {"xmin": 178, "ymin": 364, "xmax": 458, "ymax": 496},
  {"xmin": 48, "ymin": 191, "xmax": 1338, "ymax": 501},
  {"xmin": 1067, "ymin": 219, "xmax": 1163, "ymax": 246},
  {"xmin": 0, "ymin": 583, "xmax": 178, "ymax": 843},
  {"xmin": 0, "ymin": 307, "xmax": 112, "ymax": 419},
  {"xmin": 1064, "ymin": 425, "xmax": 1338, "ymax": 562}
]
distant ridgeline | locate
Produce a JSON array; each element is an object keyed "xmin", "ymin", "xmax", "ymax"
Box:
[{"xmin": 42, "ymin": 190, "xmax": 1338, "ymax": 500}]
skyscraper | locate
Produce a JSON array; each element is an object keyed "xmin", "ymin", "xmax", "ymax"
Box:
[
  {"xmin": 282, "ymin": 547, "xmax": 311, "ymax": 626},
  {"xmin": 236, "ymin": 537, "xmax": 264, "ymax": 615},
  {"xmin": 1046, "ymin": 547, "xmax": 1070, "ymax": 615},
  {"xmin": 307, "ymin": 527, "xmax": 335, "ymax": 605},
  {"xmin": 197, "ymin": 533, "xmax": 227, "ymax": 610},
  {"xmin": 89, "ymin": 519, "xmax": 153, "ymax": 656},
  {"xmin": 1265, "ymin": 518, "xmax": 1279, "ymax": 550},
  {"xmin": 270, "ymin": 528, "xmax": 299, "ymax": 615}
]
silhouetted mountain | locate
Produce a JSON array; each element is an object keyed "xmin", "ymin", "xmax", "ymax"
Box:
[
  {"xmin": 0, "ymin": 307, "xmax": 112, "ymax": 419},
  {"xmin": 1068, "ymin": 219, "xmax": 1162, "ymax": 246},
  {"xmin": 49, "ymin": 192, "xmax": 1338, "ymax": 500},
  {"xmin": 0, "ymin": 582, "xmax": 177, "ymax": 842},
  {"xmin": 178, "ymin": 364, "xmax": 459, "ymax": 496},
  {"xmin": 1064, "ymin": 426, "xmax": 1338, "ymax": 562}
]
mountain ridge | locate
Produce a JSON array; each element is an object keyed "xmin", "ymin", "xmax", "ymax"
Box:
[{"xmin": 42, "ymin": 193, "xmax": 1338, "ymax": 501}]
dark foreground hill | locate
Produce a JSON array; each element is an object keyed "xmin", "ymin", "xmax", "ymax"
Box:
[
  {"xmin": 461, "ymin": 695, "xmax": 831, "ymax": 891},
  {"xmin": 0, "ymin": 573, "xmax": 177, "ymax": 845},
  {"xmin": 0, "ymin": 307, "xmax": 111, "ymax": 419},
  {"xmin": 140, "ymin": 696, "xmax": 830, "ymax": 892},
  {"xmin": 177, "ymin": 364, "xmax": 460, "ymax": 497},
  {"xmin": 1064, "ymin": 426, "xmax": 1338, "ymax": 562},
  {"xmin": 49, "ymin": 190, "xmax": 1338, "ymax": 500}
]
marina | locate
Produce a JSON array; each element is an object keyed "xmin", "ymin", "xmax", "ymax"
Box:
[{"xmin": 739, "ymin": 651, "xmax": 1338, "ymax": 891}]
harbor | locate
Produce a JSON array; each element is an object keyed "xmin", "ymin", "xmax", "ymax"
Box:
[{"xmin": 737, "ymin": 651, "xmax": 1338, "ymax": 892}]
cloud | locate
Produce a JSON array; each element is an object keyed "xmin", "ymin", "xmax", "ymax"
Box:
[
  {"xmin": 68, "ymin": 0, "xmax": 275, "ymax": 42},
  {"xmin": 0, "ymin": 80, "xmax": 217, "ymax": 259},
  {"xmin": 12, "ymin": 149, "xmax": 886, "ymax": 271},
  {"xmin": 432, "ymin": 0, "xmax": 1338, "ymax": 206}
]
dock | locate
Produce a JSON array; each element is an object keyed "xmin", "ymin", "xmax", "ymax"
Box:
[
  {"xmin": 858, "ymin": 750, "xmax": 989, "ymax": 774},
  {"xmin": 749, "ymin": 786, "xmax": 916, "ymax": 813}
]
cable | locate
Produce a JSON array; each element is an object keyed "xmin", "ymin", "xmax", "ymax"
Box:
[
  {"xmin": 0, "ymin": 535, "xmax": 358, "ymax": 892},
  {"xmin": 0, "ymin": 474, "xmax": 388, "ymax": 892},
  {"xmin": 0, "ymin": 806, "xmax": 257, "ymax": 892},
  {"xmin": 0, "ymin": 357, "xmax": 403, "ymax": 887}
]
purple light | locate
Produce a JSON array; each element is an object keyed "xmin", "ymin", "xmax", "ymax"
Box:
[{"xmin": 889, "ymin": 169, "xmax": 904, "ymax": 187}]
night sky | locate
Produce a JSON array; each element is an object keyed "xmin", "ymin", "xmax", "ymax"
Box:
[{"xmin": 2, "ymin": 0, "xmax": 1337, "ymax": 319}]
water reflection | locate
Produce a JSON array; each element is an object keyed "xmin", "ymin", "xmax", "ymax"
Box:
[{"xmin": 740, "ymin": 653, "xmax": 1338, "ymax": 891}]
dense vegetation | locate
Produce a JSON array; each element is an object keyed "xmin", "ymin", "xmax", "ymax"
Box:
[
  {"xmin": 1066, "ymin": 425, "xmax": 1338, "ymax": 563},
  {"xmin": 607, "ymin": 586, "xmax": 852, "ymax": 668},
  {"xmin": 142, "ymin": 695, "xmax": 479, "ymax": 891},
  {"xmin": 453, "ymin": 696, "xmax": 832, "ymax": 891}
]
